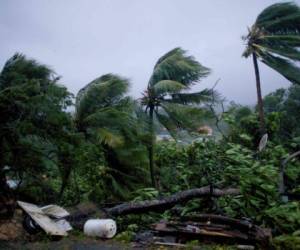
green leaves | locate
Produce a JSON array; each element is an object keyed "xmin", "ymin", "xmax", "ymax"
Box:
[
  {"xmin": 76, "ymin": 74, "xmax": 130, "ymax": 124},
  {"xmin": 243, "ymin": 2, "xmax": 300, "ymax": 85},
  {"xmin": 96, "ymin": 128, "xmax": 124, "ymax": 148},
  {"xmin": 261, "ymin": 52, "xmax": 300, "ymax": 85},
  {"xmin": 142, "ymin": 48, "xmax": 214, "ymax": 142},
  {"xmin": 170, "ymin": 88, "xmax": 216, "ymax": 105},
  {"xmin": 148, "ymin": 47, "xmax": 210, "ymax": 87},
  {"xmin": 0, "ymin": 53, "xmax": 54, "ymax": 90},
  {"xmin": 159, "ymin": 102, "xmax": 211, "ymax": 133},
  {"xmin": 75, "ymin": 73, "xmax": 150, "ymax": 198},
  {"xmin": 153, "ymin": 80, "xmax": 187, "ymax": 95},
  {"xmin": 256, "ymin": 2, "xmax": 300, "ymax": 33}
]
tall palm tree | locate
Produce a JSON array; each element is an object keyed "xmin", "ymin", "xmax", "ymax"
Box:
[
  {"xmin": 243, "ymin": 2, "xmax": 300, "ymax": 133},
  {"xmin": 141, "ymin": 48, "xmax": 214, "ymax": 187},
  {"xmin": 75, "ymin": 74, "xmax": 149, "ymax": 199}
]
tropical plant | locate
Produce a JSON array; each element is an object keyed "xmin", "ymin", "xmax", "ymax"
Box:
[
  {"xmin": 75, "ymin": 74, "xmax": 149, "ymax": 200},
  {"xmin": 141, "ymin": 47, "xmax": 215, "ymax": 187},
  {"xmin": 0, "ymin": 53, "xmax": 74, "ymax": 208},
  {"xmin": 243, "ymin": 2, "xmax": 300, "ymax": 133}
]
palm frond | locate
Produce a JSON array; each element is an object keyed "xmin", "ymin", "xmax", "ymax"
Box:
[
  {"xmin": 96, "ymin": 128, "xmax": 124, "ymax": 148},
  {"xmin": 153, "ymin": 80, "xmax": 187, "ymax": 95},
  {"xmin": 256, "ymin": 2, "xmax": 300, "ymax": 33},
  {"xmin": 84, "ymin": 107, "xmax": 137, "ymax": 132},
  {"xmin": 75, "ymin": 74, "xmax": 130, "ymax": 123},
  {"xmin": 261, "ymin": 52, "xmax": 300, "ymax": 85},
  {"xmin": 148, "ymin": 47, "xmax": 210, "ymax": 87},
  {"xmin": 161, "ymin": 103, "xmax": 212, "ymax": 131},
  {"xmin": 243, "ymin": 2, "xmax": 300, "ymax": 85},
  {"xmin": 262, "ymin": 35, "xmax": 300, "ymax": 46},
  {"xmin": 257, "ymin": 42, "xmax": 300, "ymax": 61},
  {"xmin": 169, "ymin": 88, "xmax": 217, "ymax": 105},
  {"xmin": 155, "ymin": 111, "xmax": 178, "ymax": 138}
]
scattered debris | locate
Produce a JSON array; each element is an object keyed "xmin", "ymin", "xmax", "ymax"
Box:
[
  {"xmin": 84, "ymin": 219, "xmax": 117, "ymax": 238},
  {"xmin": 151, "ymin": 214, "xmax": 271, "ymax": 248},
  {"xmin": 17, "ymin": 201, "xmax": 72, "ymax": 236}
]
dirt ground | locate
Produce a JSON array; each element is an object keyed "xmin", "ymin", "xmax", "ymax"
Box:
[
  {"xmin": 0, "ymin": 209, "xmax": 25, "ymax": 241},
  {"xmin": 0, "ymin": 239, "xmax": 136, "ymax": 250}
]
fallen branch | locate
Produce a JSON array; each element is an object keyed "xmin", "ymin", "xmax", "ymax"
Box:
[{"xmin": 106, "ymin": 186, "xmax": 240, "ymax": 216}]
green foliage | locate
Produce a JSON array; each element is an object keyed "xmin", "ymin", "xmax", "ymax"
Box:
[
  {"xmin": 141, "ymin": 47, "xmax": 216, "ymax": 186},
  {"xmin": 155, "ymin": 138, "xmax": 300, "ymax": 241},
  {"xmin": 143, "ymin": 47, "xmax": 214, "ymax": 137},
  {"xmin": 75, "ymin": 73, "xmax": 149, "ymax": 201},
  {"xmin": 0, "ymin": 53, "xmax": 75, "ymax": 203},
  {"xmin": 264, "ymin": 202, "xmax": 300, "ymax": 234},
  {"xmin": 243, "ymin": 2, "xmax": 300, "ymax": 85},
  {"xmin": 273, "ymin": 230, "xmax": 300, "ymax": 250},
  {"xmin": 1, "ymin": 45, "xmax": 300, "ymax": 248},
  {"xmin": 131, "ymin": 188, "xmax": 159, "ymax": 202}
]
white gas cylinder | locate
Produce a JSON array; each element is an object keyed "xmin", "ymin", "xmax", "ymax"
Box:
[{"xmin": 83, "ymin": 219, "xmax": 117, "ymax": 238}]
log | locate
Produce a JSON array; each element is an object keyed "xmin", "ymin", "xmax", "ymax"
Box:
[{"xmin": 106, "ymin": 186, "xmax": 240, "ymax": 216}]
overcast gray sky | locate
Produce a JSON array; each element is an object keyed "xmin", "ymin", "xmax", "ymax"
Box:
[{"xmin": 1, "ymin": 0, "xmax": 299, "ymax": 105}]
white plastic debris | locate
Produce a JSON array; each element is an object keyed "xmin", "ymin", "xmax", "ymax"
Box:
[
  {"xmin": 17, "ymin": 201, "xmax": 72, "ymax": 236},
  {"xmin": 83, "ymin": 219, "xmax": 117, "ymax": 238}
]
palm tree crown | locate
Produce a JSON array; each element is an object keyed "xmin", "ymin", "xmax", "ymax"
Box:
[
  {"xmin": 75, "ymin": 74, "xmax": 149, "ymax": 199},
  {"xmin": 142, "ymin": 47, "xmax": 213, "ymax": 136},
  {"xmin": 243, "ymin": 2, "xmax": 300, "ymax": 84},
  {"xmin": 242, "ymin": 2, "xmax": 300, "ymax": 133},
  {"xmin": 141, "ymin": 48, "xmax": 215, "ymax": 187}
]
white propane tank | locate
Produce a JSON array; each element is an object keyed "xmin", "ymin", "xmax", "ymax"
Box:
[{"xmin": 83, "ymin": 219, "xmax": 117, "ymax": 238}]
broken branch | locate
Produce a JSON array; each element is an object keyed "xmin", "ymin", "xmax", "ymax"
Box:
[{"xmin": 106, "ymin": 186, "xmax": 240, "ymax": 216}]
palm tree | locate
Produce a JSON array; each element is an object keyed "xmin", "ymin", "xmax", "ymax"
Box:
[
  {"xmin": 75, "ymin": 74, "xmax": 149, "ymax": 199},
  {"xmin": 243, "ymin": 2, "xmax": 300, "ymax": 133},
  {"xmin": 141, "ymin": 48, "xmax": 214, "ymax": 187}
]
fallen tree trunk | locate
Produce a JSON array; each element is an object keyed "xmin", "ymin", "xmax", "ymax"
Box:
[{"xmin": 106, "ymin": 186, "xmax": 240, "ymax": 216}]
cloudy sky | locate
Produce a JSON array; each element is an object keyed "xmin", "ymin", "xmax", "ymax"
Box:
[{"xmin": 1, "ymin": 0, "xmax": 299, "ymax": 105}]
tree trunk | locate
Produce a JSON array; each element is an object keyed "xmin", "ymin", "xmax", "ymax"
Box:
[
  {"xmin": 106, "ymin": 186, "xmax": 240, "ymax": 216},
  {"xmin": 148, "ymin": 105, "xmax": 156, "ymax": 188},
  {"xmin": 68, "ymin": 186, "xmax": 240, "ymax": 229},
  {"xmin": 252, "ymin": 52, "xmax": 266, "ymax": 134}
]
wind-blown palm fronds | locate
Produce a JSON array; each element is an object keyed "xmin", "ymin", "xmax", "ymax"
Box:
[
  {"xmin": 141, "ymin": 47, "xmax": 216, "ymax": 187},
  {"xmin": 75, "ymin": 74, "xmax": 149, "ymax": 199},
  {"xmin": 243, "ymin": 2, "xmax": 300, "ymax": 132}
]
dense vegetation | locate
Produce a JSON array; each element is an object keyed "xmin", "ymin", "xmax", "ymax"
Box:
[{"xmin": 1, "ymin": 2, "xmax": 300, "ymax": 249}]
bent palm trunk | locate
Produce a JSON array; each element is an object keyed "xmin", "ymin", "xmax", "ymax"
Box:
[
  {"xmin": 252, "ymin": 52, "xmax": 266, "ymax": 134},
  {"xmin": 148, "ymin": 105, "xmax": 156, "ymax": 188}
]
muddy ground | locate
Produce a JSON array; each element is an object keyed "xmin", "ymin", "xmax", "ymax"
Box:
[{"xmin": 0, "ymin": 239, "xmax": 136, "ymax": 250}]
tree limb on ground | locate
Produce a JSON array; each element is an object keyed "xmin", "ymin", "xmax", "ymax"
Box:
[{"xmin": 106, "ymin": 186, "xmax": 240, "ymax": 216}]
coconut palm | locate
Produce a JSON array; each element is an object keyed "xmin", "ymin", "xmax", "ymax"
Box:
[
  {"xmin": 75, "ymin": 74, "xmax": 149, "ymax": 199},
  {"xmin": 243, "ymin": 2, "xmax": 300, "ymax": 133},
  {"xmin": 141, "ymin": 47, "xmax": 214, "ymax": 187}
]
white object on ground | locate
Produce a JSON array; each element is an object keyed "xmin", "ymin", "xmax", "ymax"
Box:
[
  {"xmin": 41, "ymin": 204, "xmax": 70, "ymax": 219},
  {"xmin": 17, "ymin": 201, "xmax": 72, "ymax": 236},
  {"xmin": 83, "ymin": 219, "xmax": 117, "ymax": 238},
  {"xmin": 55, "ymin": 219, "xmax": 73, "ymax": 232}
]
